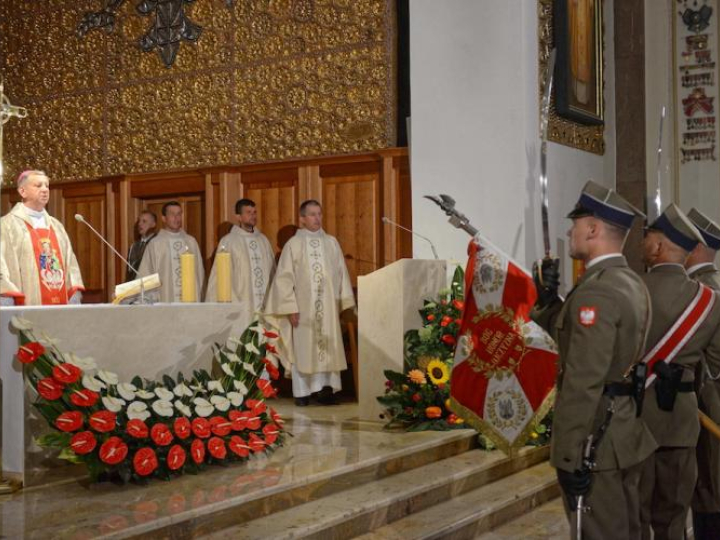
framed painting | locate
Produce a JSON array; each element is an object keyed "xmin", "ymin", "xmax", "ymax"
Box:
[{"xmin": 553, "ymin": 0, "xmax": 604, "ymax": 126}]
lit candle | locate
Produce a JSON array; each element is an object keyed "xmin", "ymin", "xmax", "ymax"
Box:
[
  {"xmin": 180, "ymin": 250, "xmax": 196, "ymax": 302},
  {"xmin": 216, "ymin": 248, "xmax": 231, "ymax": 303}
]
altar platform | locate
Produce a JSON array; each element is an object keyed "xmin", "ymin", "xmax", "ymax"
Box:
[{"xmin": 0, "ymin": 399, "xmax": 563, "ymax": 539}]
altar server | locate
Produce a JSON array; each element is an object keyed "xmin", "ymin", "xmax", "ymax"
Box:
[{"xmin": 0, "ymin": 170, "xmax": 84, "ymax": 305}]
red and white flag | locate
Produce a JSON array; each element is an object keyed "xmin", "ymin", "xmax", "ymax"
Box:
[{"xmin": 450, "ymin": 235, "xmax": 558, "ymax": 453}]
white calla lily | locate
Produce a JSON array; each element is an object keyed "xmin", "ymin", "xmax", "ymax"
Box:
[
  {"xmin": 243, "ymin": 362, "xmax": 258, "ymax": 376},
  {"xmin": 127, "ymin": 401, "xmax": 151, "ymax": 421},
  {"xmin": 227, "ymin": 391, "xmax": 243, "ymax": 407},
  {"xmin": 211, "ymin": 395, "xmax": 230, "ymax": 412},
  {"xmin": 155, "ymin": 387, "xmax": 174, "ymax": 401},
  {"xmin": 82, "ymin": 375, "xmax": 106, "ymax": 392},
  {"xmin": 102, "ymin": 396, "xmax": 125, "ymax": 413},
  {"xmin": 173, "ymin": 382, "xmax": 193, "ymax": 397},
  {"xmin": 221, "ymin": 363, "xmax": 236, "ymax": 377},
  {"xmin": 10, "ymin": 316, "xmax": 34, "ymax": 331},
  {"xmin": 152, "ymin": 400, "xmax": 174, "ymax": 417},
  {"xmin": 226, "ymin": 338, "xmax": 243, "ymax": 350},
  {"xmin": 233, "ymin": 379, "xmax": 249, "ymax": 395},
  {"xmin": 98, "ymin": 370, "xmax": 119, "ymax": 386},
  {"xmin": 248, "ymin": 325, "xmax": 263, "ymax": 334},
  {"xmin": 193, "ymin": 397, "xmax": 214, "ymax": 417},
  {"xmin": 208, "ymin": 380, "xmax": 225, "ymax": 393},
  {"xmin": 189, "ymin": 383, "xmax": 207, "ymax": 394},
  {"xmin": 117, "ymin": 383, "xmax": 137, "ymax": 401},
  {"xmin": 66, "ymin": 353, "xmax": 97, "ymax": 372},
  {"xmin": 226, "ymin": 353, "xmax": 242, "ymax": 363},
  {"xmin": 175, "ymin": 400, "xmax": 192, "ymax": 416},
  {"xmin": 245, "ymin": 342, "xmax": 260, "ymax": 355},
  {"xmin": 135, "ymin": 389, "xmax": 155, "ymax": 399}
]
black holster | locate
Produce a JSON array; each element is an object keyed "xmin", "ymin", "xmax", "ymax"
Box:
[
  {"xmin": 653, "ymin": 362, "xmax": 693, "ymax": 412},
  {"xmin": 603, "ymin": 363, "xmax": 648, "ymax": 417}
]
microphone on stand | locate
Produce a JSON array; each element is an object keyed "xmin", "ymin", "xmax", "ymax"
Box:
[
  {"xmin": 74, "ymin": 214, "xmax": 148, "ymax": 305},
  {"xmin": 382, "ymin": 216, "xmax": 439, "ymax": 260}
]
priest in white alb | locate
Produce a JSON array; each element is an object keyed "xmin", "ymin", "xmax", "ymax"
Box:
[
  {"xmin": 264, "ymin": 200, "xmax": 356, "ymax": 406},
  {"xmin": 0, "ymin": 170, "xmax": 84, "ymax": 306},
  {"xmin": 206, "ymin": 198, "xmax": 276, "ymax": 315},
  {"xmin": 137, "ymin": 201, "xmax": 204, "ymax": 302}
]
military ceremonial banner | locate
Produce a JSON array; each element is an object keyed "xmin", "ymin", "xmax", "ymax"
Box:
[{"xmin": 450, "ymin": 235, "xmax": 558, "ymax": 454}]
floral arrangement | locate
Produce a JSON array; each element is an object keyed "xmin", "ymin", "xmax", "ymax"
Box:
[
  {"xmin": 12, "ymin": 316, "xmax": 285, "ymax": 483},
  {"xmin": 376, "ymin": 267, "xmax": 468, "ymax": 431}
]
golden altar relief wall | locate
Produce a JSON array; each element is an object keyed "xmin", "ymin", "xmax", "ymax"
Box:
[{"xmin": 0, "ymin": 0, "xmax": 396, "ymax": 185}]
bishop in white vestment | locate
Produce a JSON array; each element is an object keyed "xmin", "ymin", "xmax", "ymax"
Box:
[
  {"xmin": 137, "ymin": 202, "xmax": 204, "ymax": 303},
  {"xmin": 205, "ymin": 199, "xmax": 276, "ymax": 315},
  {"xmin": 264, "ymin": 200, "xmax": 355, "ymax": 404}
]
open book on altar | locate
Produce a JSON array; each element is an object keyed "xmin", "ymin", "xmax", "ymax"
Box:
[{"xmin": 112, "ymin": 273, "xmax": 161, "ymax": 305}]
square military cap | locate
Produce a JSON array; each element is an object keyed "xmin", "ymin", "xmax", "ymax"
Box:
[
  {"xmin": 647, "ymin": 203, "xmax": 707, "ymax": 252},
  {"xmin": 687, "ymin": 208, "xmax": 720, "ymax": 250},
  {"xmin": 566, "ymin": 180, "xmax": 645, "ymax": 229}
]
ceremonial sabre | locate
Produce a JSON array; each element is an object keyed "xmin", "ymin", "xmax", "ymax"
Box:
[
  {"xmin": 539, "ymin": 49, "xmax": 556, "ymax": 258},
  {"xmin": 654, "ymin": 106, "xmax": 666, "ymax": 220},
  {"xmin": 0, "ymin": 79, "xmax": 27, "ymax": 495}
]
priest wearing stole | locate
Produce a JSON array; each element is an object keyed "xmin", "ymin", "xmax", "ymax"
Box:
[
  {"xmin": 137, "ymin": 201, "xmax": 204, "ymax": 303},
  {"xmin": 264, "ymin": 200, "xmax": 355, "ymax": 406},
  {"xmin": 206, "ymin": 198, "xmax": 276, "ymax": 313},
  {"xmin": 0, "ymin": 170, "xmax": 84, "ymax": 306}
]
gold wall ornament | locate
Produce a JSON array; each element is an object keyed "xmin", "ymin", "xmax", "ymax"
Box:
[
  {"xmin": 538, "ymin": 0, "xmax": 605, "ymax": 155},
  {"xmin": 0, "ymin": 0, "xmax": 395, "ymax": 185}
]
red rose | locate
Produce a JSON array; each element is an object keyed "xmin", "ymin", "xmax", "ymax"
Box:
[
  {"xmin": 270, "ymin": 408, "xmax": 284, "ymax": 426},
  {"xmin": 441, "ymin": 334, "xmax": 456, "ymax": 346},
  {"xmin": 70, "ymin": 389, "xmax": 99, "ymax": 408},
  {"xmin": 210, "ymin": 416, "xmax": 232, "ymax": 437},
  {"xmin": 99, "ymin": 436, "xmax": 128, "ymax": 465},
  {"xmin": 454, "ymin": 319, "xmax": 462, "ymax": 326},
  {"xmin": 245, "ymin": 399, "xmax": 266, "ymax": 415},
  {"xmin": 191, "ymin": 439, "xmax": 205, "ymax": 464},
  {"xmin": 263, "ymin": 423, "xmax": 280, "ymax": 445},
  {"xmin": 447, "ymin": 413, "xmax": 458, "ymax": 424},
  {"xmin": 127, "ymin": 419, "xmax": 149, "ymax": 438},
  {"xmin": 174, "ymin": 417, "xmax": 191, "ymax": 439},
  {"xmin": 245, "ymin": 411, "xmax": 261, "ymax": 431},
  {"xmin": 133, "ymin": 447, "xmax": 158, "ymax": 477},
  {"xmin": 37, "ymin": 377, "xmax": 64, "ymax": 400},
  {"xmin": 262, "ymin": 359, "xmax": 280, "ymax": 380},
  {"xmin": 263, "ymin": 330, "xmax": 279, "ymax": 339},
  {"xmin": 167, "ymin": 445, "xmax": 186, "ymax": 471},
  {"xmin": 426, "ymin": 314, "xmax": 435, "ymax": 322},
  {"xmin": 150, "ymin": 423, "xmax": 173, "ymax": 446},
  {"xmin": 191, "ymin": 418, "xmax": 211, "ymax": 439},
  {"xmin": 52, "ymin": 363, "xmax": 81, "ymax": 384},
  {"xmin": 229, "ymin": 435, "xmax": 250, "ymax": 457},
  {"xmin": 70, "ymin": 431, "xmax": 97, "ymax": 455},
  {"xmin": 411, "ymin": 393, "xmax": 421, "ymax": 403},
  {"xmin": 208, "ymin": 437, "xmax": 227, "ymax": 459},
  {"xmin": 248, "ymin": 433, "xmax": 265, "ymax": 453},
  {"xmin": 256, "ymin": 379, "xmax": 278, "ymax": 399},
  {"xmin": 89, "ymin": 411, "xmax": 116, "ymax": 433},
  {"xmin": 17, "ymin": 342, "xmax": 45, "ymax": 364},
  {"xmin": 452, "ymin": 299, "xmax": 465, "ymax": 311},
  {"xmin": 440, "ymin": 315, "xmax": 452, "ymax": 327},
  {"xmin": 229, "ymin": 410, "xmax": 248, "ymax": 431},
  {"xmin": 264, "ymin": 343, "xmax": 278, "ymax": 354},
  {"xmin": 55, "ymin": 411, "xmax": 83, "ymax": 432}
]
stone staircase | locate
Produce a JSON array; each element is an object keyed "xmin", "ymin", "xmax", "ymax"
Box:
[{"xmin": 202, "ymin": 436, "xmax": 560, "ymax": 539}]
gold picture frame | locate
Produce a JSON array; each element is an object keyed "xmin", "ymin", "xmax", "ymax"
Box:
[{"xmin": 538, "ymin": 0, "xmax": 605, "ymax": 154}]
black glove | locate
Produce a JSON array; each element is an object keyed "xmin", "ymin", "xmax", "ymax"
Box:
[
  {"xmin": 532, "ymin": 257, "xmax": 560, "ymax": 308},
  {"xmin": 557, "ymin": 468, "xmax": 592, "ymax": 502}
]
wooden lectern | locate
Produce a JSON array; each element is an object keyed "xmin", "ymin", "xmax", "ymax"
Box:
[{"xmin": 357, "ymin": 259, "xmax": 447, "ymax": 422}]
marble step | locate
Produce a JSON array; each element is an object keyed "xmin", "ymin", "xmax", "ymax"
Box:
[
  {"xmin": 357, "ymin": 462, "xmax": 560, "ymax": 540},
  {"xmin": 207, "ymin": 446, "xmax": 551, "ymax": 539},
  {"xmin": 474, "ymin": 497, "xmax": 569, "ymax": 540}
]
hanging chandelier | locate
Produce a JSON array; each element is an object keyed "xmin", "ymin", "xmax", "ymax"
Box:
[{"xmin": 77, "ymin": 0, "xmax": 234, "ymax": 68}]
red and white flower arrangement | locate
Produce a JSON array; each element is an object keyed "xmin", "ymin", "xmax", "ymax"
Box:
[{"xmin": 11, "ymin": 316, "xmax": 286, "ymax": 484}]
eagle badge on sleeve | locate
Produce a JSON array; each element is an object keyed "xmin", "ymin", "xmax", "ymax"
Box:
[{"xmin": 579, "ymin": 307, "xmax": 597, "ymax": 327}]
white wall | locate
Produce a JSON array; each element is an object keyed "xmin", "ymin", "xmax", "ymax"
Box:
[{"xmin": 410, "ymin": 0, "xmax": 616, "ymax": 292}]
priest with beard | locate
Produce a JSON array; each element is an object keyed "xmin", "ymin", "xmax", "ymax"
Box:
[{"xmin": 264, "ymin": 200, "xmax": 355, "ymax": 406}]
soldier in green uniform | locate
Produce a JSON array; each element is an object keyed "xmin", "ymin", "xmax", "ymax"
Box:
[
  {"xmin": 686, "ymin": 208, "xmax": 720, "ymax": 540},
  {"xmin": 533, "ymin": 180, "xmax": 657, "ymax": 540},
  {"xmin": 640, "ymin": 204, "xmax": 720, "ymax": 540}
]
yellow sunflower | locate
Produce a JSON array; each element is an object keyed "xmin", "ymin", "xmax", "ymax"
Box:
[{"xmin": 427, "ymin": 359, "xmax": 450, "ymax": 385}]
